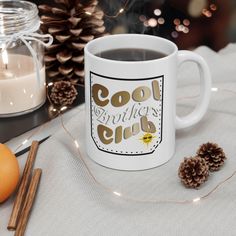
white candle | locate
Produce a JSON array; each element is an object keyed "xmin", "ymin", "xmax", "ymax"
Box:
[{"xmin": 0, "ymin": 54, "xmax": 46, "ymax": 116}]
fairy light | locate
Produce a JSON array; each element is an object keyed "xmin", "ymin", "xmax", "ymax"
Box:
[
  {"xmin": 60, "ymin": 106, "xmax": 67, "ymax": 111},
  {"xmin": 211, "ymin": 87, "xmax": 218, "ymax": 92},
  {"xmin": 193, "ymin": 197, "xmax": 201, "ymax": 203},
  {"xmin": 74, "ymin": 140, "xmax": 79, "ymax": 149},
  {"xmin": 22, "ymin": 139, "xmax": 28, "ymax": 145},
  {"xmin": 85, "ymin": 11, "xmax": 92, "ymax": 16},
  {"xmin": 47, "ymin": 82, "xmax": 53, "ymax": 87},
  {"xmin": 119, "ymin": 8, "xmax": 124, "ymax": 14},
  {"xmin": 104, "ymin": 0, "xmax": 129, "ymax": 18},
  {"xmin": 113, "ymin": 191, "xmax": 122, "ymax": 197}
]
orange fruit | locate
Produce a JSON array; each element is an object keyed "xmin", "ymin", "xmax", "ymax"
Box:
[{"xmin": 0, "ymin": 143, "xmax": 20, "ymax": 203}]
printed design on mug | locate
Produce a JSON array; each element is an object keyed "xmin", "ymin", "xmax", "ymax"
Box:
[{"xmin": 90, "ymin": 72, "xmax": 164, "ymax": 156}]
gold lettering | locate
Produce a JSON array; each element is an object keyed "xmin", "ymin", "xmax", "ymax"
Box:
[
  {"xmin": 141, "ymin": 116, "xmax": 156, "ymax": 133},
  {"xmin": 124, "ymin": 127, "xmax": 132, "ymax": 139},
  {"xmin": 124, "ymin": 122, "xmax": 140, "ymax": 139},
  {"xmin": 97, "ymin": 124, "xmax": 113, "ymax": 144},
  {"xmin": 132, "ymin": 86, "xmax": 151, "ymax": 102},
  {"xmin": 111, "ymin": 91, "xmax": 130, "ymax": 107},
  {"xmin": 92, "ymin": 84, "xmax": 109, "ymax": 107},
  {"xmin": 115, "ymin": 126, "xmax": 122, "ymax": 144},
  {"xmin": 152, "ymin": 80, "xmax": 160, "ymax": 100},
  {"xmin": 132, "ymin": 123, "xmax": 140, "ymax": 135}
]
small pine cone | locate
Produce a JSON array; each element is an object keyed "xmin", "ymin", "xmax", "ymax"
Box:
[
  {"xmin": 197, "ymin": 142, "xmax": 226, "ymax": 171},
  {"xmin": 50, "ymin": 81, "xmax": 78, "ymax": 107},
  {"xmin": 178, "ymin": 156, "xmax": 209, "ymax": 188}
]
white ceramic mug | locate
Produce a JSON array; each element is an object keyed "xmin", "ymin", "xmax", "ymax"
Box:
[{"xmin": 84, "ymin": 34, "xmax": 211, "ymax": 170}]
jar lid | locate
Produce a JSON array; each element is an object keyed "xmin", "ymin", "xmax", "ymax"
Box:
[{"xmin": 0, "ymin": 0, "xmax": 40, "ymax": 36}]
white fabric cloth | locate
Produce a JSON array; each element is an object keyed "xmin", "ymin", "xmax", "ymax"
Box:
[{"xmin": 1, "ymin": 44, "xmax": 236, "ymax": 236}]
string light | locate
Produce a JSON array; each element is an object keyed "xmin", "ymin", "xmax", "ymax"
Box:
[
  {"xmin": 211, "ymin": 87, "xmax": 218, "ymax": 92},
  {"xmin": 113, "ymin": 191, "xmax": 122, "ymax": 197},
  {"xmin": 60, "ymin": 106, "xmax": 67, "ymax": 112},
  {"xmin": 193, "ymin": 197, "xmax": 201, "ymax": 203},
  {"xmin": 119, "ymin": 8, "xmax": 124, "ymax": 14},
  {"xmin": 74, "ymin": 140, "xmax": 79, "ymax": 149},
  {"xmin": 15, "ymin": 85, "xmax": 236, "ymax": 205},
  {"xmin": 22, "ymin": 139, "xmax": 28, "ymax": 145},
  {"xmin": 45, "ymin": 85, "xmax": 236, "ymax": 204},
  {"xmin": 59, "ymin": 92, "xmax": 236, "ymax": 204}
]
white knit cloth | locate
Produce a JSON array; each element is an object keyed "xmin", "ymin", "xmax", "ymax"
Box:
[{"xmin": 1, "ymin": 44, "xmax": 236, "ymax": 236}]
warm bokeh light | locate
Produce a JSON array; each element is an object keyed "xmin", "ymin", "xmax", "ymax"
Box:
[
  {"xmin": 157, "ymin": 17, "xmax": 165, "ymax": 25},
  {"xmin": 154, "ymin": 9, "xmax": 161, "ymax": 16},
  {"xmin": 148, "ymin": 18, "xmax": 158, "ymax": 27},
  {"xmin": 173, "ymin": 18, "xmax": 181, "ymax": 25}
]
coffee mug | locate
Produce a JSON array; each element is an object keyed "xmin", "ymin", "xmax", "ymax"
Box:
[{"xmin": 84, "ymin": 34, "xmax": 211, "ymax": 170}]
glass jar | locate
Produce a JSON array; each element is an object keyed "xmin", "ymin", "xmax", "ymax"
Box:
[{"xmin": 0, "ymin": 0, "xmax": 52, "ymax": 117}]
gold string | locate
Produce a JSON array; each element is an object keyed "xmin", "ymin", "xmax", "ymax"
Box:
[
  {"xmin": 14, "ymin": 84, "xmax": 236, "ymax": 204},
  {"xmin": 58, "ymin": 102, "xmax": 236, "ymax": 204}
]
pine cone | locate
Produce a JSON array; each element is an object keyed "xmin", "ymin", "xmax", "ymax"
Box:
[
  {"xmin": 197, "ymin": 142, "xmax": 226, "ymax": 171},
  {"xmin": 50, "ymin": 81, "xmax": 78, "ymax": 106},
  {"xmin": 178, "ymin": 156, "xmax": 209, "ymax": 188},
  {"xmin": 39, "ymin": 0, "xmax": 106, "ymax": 85}
]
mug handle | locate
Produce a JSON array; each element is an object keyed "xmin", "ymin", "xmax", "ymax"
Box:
[{"xmin": 176, "ymin": 50, "xmax": 212, "ymax": 129}]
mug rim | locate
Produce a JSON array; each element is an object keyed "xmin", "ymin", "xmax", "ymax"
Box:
[{"xmin": 85, "ymin": 34, "xmax": 178, "ymax": 64}]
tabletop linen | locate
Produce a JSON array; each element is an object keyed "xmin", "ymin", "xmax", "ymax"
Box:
[{"xmin": 1, "ymin": 44, "xmax": 236, "ymax": 236}]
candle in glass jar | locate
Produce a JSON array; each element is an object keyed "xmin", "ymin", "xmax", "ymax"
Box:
[{"xmin": 0, "ymin": 54, "xmax": 46, "ymax": 116}]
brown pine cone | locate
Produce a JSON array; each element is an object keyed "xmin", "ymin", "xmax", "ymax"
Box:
[
  {"xmin": 39, "ymin": 0, "xmax": 106, "ymax": 85},
  {"xmin": 178, "ymin": 156, "xmax": 209, "ymax": 188},
  {"xmin": 50, "ymin": 81, "xmax": 78, "ymax": 107},
  {"xmin": 197, "ymin": 142, "xmax": 226, "ymax": 171}
]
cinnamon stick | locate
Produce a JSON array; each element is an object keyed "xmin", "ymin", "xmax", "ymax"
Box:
[
  {"xmin": 15, "ymin": 169, "xmax": 42, "ymax": 236},
  {"xmin": 8, "ymin": 141, "xmax": 39, "ymax": 231}
]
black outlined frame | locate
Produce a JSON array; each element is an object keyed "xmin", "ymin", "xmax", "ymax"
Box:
[{"xmin": 90, "ymin": 71, "xmax": 164, "ymax": 156}]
